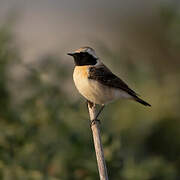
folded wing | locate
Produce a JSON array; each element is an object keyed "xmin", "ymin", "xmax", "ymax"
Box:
[{"xmin": 88, "ymin": 64, "xmax": 151, "ymax": 106}]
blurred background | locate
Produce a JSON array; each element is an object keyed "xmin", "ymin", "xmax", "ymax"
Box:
[{"xmin": 0, "ymin": 0, "xmax": 180, "ymax": 179}]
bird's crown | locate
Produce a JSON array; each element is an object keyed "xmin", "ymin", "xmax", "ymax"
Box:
[{"xmin": 73, "ymin": 47, "xmax": 97, "ymax": 59}]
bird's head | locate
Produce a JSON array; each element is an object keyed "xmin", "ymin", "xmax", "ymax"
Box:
[{"xmin": 67, "ymin": 47, "xmax": 99, "ymax": 66}]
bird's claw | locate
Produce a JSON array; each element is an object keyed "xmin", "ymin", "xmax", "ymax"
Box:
[{"xmin": 90, "ymin": 119, "xmax": 101, "ymax": 127}]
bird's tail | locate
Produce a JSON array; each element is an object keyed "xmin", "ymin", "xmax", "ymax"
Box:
[{"xmin": 134, "ymin": 96, "xmax": 151, "ymax": 107}]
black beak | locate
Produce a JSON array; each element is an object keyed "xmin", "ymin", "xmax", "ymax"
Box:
[{"xmin": 67, "ymin": 52, "xmax": 75, "ymax": 56}]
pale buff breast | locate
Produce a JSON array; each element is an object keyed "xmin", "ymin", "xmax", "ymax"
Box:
[{"xmin": 73, "ymin": 66, "xmax": 131, "ymax": 105}]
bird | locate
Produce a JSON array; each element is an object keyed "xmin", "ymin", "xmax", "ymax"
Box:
[{"xmin": 68, "ymin": 47, "xmax": 151, "ymax": 124}]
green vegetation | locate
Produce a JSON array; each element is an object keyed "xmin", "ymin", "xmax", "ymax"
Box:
[{"xmin": 0, "ymin": 10, "xmax": 180, "ymax": 180}]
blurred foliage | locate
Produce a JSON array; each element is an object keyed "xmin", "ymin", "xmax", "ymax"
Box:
[{"xmin": 0, "ymin": 6, "xmax": 180, "ymax": 180}]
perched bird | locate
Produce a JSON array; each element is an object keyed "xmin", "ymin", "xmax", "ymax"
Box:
[{"xmin": 68, "ymin": 47, "xmax": 151, "ymax": 121}]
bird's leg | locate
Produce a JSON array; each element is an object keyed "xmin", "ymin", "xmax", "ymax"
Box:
[
  {"xmin": 95, "ymin": 104, "xmax": 105, "ymax": 120},
  {"xmin": 90, "ymin": 104, "xmax": 105, "ymax": 127},
  {"xmin": 87, "ymin": 100, "xmax": 102, "ymax": 127}
]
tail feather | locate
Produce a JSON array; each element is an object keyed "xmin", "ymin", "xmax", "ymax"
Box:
[{"xmin": 134, "ymin": 97, "xmax": 151, "ymax": 107}]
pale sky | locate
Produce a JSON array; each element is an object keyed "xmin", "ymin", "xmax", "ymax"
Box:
[{"xmin": 0, "ymin": 0, "xmax": 178, "ymax": 63}]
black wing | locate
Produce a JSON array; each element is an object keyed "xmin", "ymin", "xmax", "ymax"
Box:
[
  {"xmin": 88, "ymin": 65, "xmax": 151, "ymax": 106},
  {"xmin": 88, "ymin": 65, "xmax": 137, "ymax": 96}
]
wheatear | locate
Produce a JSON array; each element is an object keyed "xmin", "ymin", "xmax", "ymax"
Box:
[{"xmin": 68, "ymin": 47, "xmax": 151, "ymax": 122}]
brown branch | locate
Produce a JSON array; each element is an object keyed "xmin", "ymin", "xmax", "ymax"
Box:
[{"xmin": 87, "ymin": 102, "xmax": 109, "ymax": 180}]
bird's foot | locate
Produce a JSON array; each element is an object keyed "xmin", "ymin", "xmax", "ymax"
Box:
[
  {"xmin": 87, "ymin": 100, "xmax": 94, "ymax": 109},
  {"xmin": 90, "ymin": 119, "xmax": 101, "ymax": 127}
]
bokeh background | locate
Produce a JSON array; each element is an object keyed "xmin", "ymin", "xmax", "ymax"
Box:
[{"xmin": 0, "ymin": 0, "xmax": 180, "ymax": 179}]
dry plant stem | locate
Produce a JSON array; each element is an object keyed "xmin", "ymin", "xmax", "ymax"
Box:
[{"xmin": 87, "ymin": 102, "xmax": 109, "ymax": 180}]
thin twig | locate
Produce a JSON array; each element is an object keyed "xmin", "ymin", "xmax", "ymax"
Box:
[{"xmin": 87, "ymin": 102, "xmax": 108, "ymax": 180}]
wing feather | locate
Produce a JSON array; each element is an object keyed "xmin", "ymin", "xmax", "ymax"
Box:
[{"xmin": 88, "ymin": 64, "xmax": 137, "ymax": 97}]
